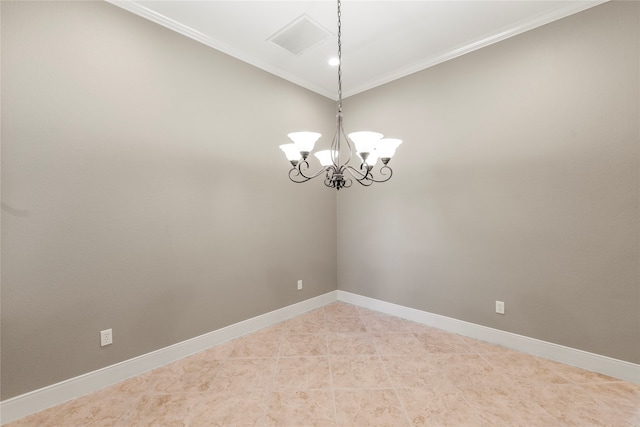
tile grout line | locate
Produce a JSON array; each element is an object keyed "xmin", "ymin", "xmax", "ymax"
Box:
[
  {"xmin": 364, "ymin": 308, "xmax": 414, "ymax": 427},
  {"xmin": 379, "ymin": 349, "xmax": 413, "ymax": 427},
  {"xmin": 323, "ymin": 306, "xmax": 340, "ymax": 426},
  {"xmin": 259, "ymin": 319, "xmax": 286, "ymax": 427}
]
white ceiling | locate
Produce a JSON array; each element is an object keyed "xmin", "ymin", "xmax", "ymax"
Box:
[{"xmin": 108, "ymin": 0, "xmax": 606, "ymax": 100}]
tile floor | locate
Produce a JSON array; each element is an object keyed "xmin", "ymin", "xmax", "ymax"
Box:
[{"xmin": 5, "ymin": 302, "xmax": 639, "ymax": 426}]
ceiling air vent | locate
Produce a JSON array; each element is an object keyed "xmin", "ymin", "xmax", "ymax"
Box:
[{"xmin": 268, "ymin": 14, "xmax": 331, "ymax": 56}]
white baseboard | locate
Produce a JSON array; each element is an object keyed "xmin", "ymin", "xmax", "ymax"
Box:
[
  {"xmin": 4, "ymin": 289, "xmax": 638, "ymax": 424},
  {"xmin": 337, "ymin": 290, "xmax": 640, "ymax": 385},
  {"xmin": 0, "ymin": 291, "xmax": 338, "ymax": 425}
]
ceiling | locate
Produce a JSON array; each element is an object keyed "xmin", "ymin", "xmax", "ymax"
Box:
[{"xmin": 108, "ymin": 0, "xmax": 606, "ymax": 100}]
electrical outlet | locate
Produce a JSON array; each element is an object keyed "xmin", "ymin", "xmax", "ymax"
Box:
[
  {"xmin": 495, "ymin": 301, "xmax": 505, "ymax": 315},
  {"xmin": 100, "ymin": 329, "xmax": 113, "ymax": 347},
  {"xmin": 297, "ymin": 279, "xmax": 303, "ymax": 291}
]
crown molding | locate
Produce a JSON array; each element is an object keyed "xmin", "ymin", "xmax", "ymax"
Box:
[
  {"xmin": 342, "ymin": 0, "xmax": 609, "ymax": 98},
  {"xmin": 106, "ymin": 1, "xmax": 336, "ymax": 99},
  {"xmin": 108, "ymin": 1, "xmax": 608, "ymax": 101}
]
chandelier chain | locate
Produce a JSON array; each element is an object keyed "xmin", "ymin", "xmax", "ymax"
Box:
[{"xmin": 337, "ymin": 0, "xmax": 342, "ymax": 112}]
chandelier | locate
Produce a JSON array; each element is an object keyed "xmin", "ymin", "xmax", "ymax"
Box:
[{"xmin": 279, "ymin": 0, "xmax": 402, "ymax": 190}]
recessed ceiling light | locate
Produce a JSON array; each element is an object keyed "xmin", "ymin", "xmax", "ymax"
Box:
[{"xmin": 328, "ymin": 57, "xmax": 340, "ymax": 66}]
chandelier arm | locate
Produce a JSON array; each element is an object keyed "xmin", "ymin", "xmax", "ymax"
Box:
[
  {"xmin": 343, "ymin": 164, "xmax": 373, "ymax": 185},
  {"xmin": 343, "ymin": 164, "xmax": 394, "ymax": 185},
  {"xmin": 297, "ymin": 166, "xmax": 332, "ymax": 181},
  {"xmin": 288, "ymin": 161, "xmax": 332, "ymax": 183},
  {"xmin": 364, "ymin": 165, "xmax": 394, "ymax": 183},
  {"xmin": 288, "ymin": 166, "xmax": 313, "ymax": 183},
  {"xmin": 343, "ymin": 164, "xmax": 368, "ymax": 180},
  {"xmin": 353, "ymin": 176, "xmax": 374, "ymax": 187}
]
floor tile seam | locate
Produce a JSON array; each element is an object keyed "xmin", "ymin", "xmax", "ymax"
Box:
[
  {"xmin": 396, "ymin": 384, "xmax": 491, "ymax": 426},
  {"xmin": 387, "ymin": 373, "xmax": 414, "ymax": 426},
  {"xmin": 329, "ymin": 352, "xmax": 382, "ymax": 359},
  {"xmin": 554, "ymin": 367, "xmax": 639, "ymax": 392},
  {"xmin": 320, "ymin": 338, "xmax": 338, "ymax": 425},
  {"xmin": 583, "ymin": 381, "xmax": 640, "ymax": 406},
  {"xmin": 103, "ymin": 391, "xmax": 152, "ymax": 427},
  {"xmin": 372, "ymin": 334, "xmax": 429, "ymax": 355},
  {"xmin": 483, "ymin": 379, "xmax": 569, "ymax": 426},
  {"xmin": 53, "ymin": 393, "xmax": 138, "ymax": 427},
  {"xmin": 85, "ymin": 393, "xmax": 144, "ymax": 423},
  {"xmin": 475, "ymin": 351, "xmax": 512, "ymax": 372},
  {"xmin": 256, "ymin": 387, "xmax": 272, "ymax": 427},
  {"xmin": 276, "ymin": 333, "xmax": 284, "ymax": 358},
  {"xmin": 531, "ymin": 399, "xmax": 570, "ymax": 427},
  {"xmin": 325, "ymin": 314, "xmax": 361, "ymax": 319},
  {"xmin": 457, "ymin": 387, "xmax": 557, "ymax": 425},
  {"xmin": 225, "ymin": 355, "xmax": 280, "ymax": 360},
  {"xmin": 448, "ymin": 355, "xmax": 521, "ymax": 392},
  {"xmin": 415, "ymin": 340, "xmax": 479, "ymax": 355},
  {"xmin": 326, "ymin": 344, "xmax": 339, "ymax": 425},
  {"xmin": 456, "ymin": 377, "xmax": 568, "ymax": 425},
  {"xmin": 480, "ymin": 356, "xmax": 573, "ymax": 388},
  {"xmin": 124, "ymin": 392, "xmax": 196, "ymax": 427},
  {"xmin": 234, "ymin": 347, "xmax": 280, "ymax": 426},
  {"xmin": 181, "ymin": 388, "xmax": 224, "ymax": 427},
  {"xmin": 266, "ymin": 344, "xmax": 283, "ymax": 396},
  {"xmin": 268, "ymin": 386, "xmax": 335, "ymax": 392},
  {"xmin": 579, "ymin": 385, "xmax": 639, "ymax": 408},
  {"xmin": 106, "ymin": 408, "xmax": 138, "ymax": 427},
  {"xmin": 253, "ymin": 348, "xmax": 282, "ymax": 427},
  {"xmin": 278, "ymin": 354, "xmax": 331, "ymax": 360},
  {"xmin": 323, "ymin": 333, "xmax": 330, "ymax": 357},
  {"xmin": 509, "ymin": 382, "xmax": 569, "ymax": 421},
  {"xmin": 331, "ymin": 386, "xmax": 410, "ymax": 391},
  {"xmin": 369, "ymin": 334, "xmax": 386, "ymax": 355},
  {"xmin": 580, "ymin": 379, "xmax": 638, "ymax": 386},
  {"xmin": 138, "ymin": 387, "xmax": 216, "ymax": 397},
  {"xmin": 534, "ymin": 358, "xmax": 592, "ymax": 386},
  {"xmin": 282, "ymin": 331, "xmax": 331, "ymax": 335},
  {"xmin": 375, "ymin": 351, "xmax": 413, "ymax": 426}
]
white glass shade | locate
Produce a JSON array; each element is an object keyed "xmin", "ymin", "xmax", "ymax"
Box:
[
  {"xmin": 287, "ymin": 132, "xmax": 322, "ymax": 152},
  {"xmin": 314, "ymin": 150, "xmax": 338, "ymax": 167},
  {"xmin": 279, "ymin": 143, "xmax": 301, "ymax": 161},
  {"xmin": 359, "ymin": 150, "xmax": 379, "ymax": 166},
  {"xmin": 348, "ymin": 131, "xmax": 383, "ymax": 154},
  {"xmin": 376, "ymin": 138, "xmax": 403, "ymax": 158}
]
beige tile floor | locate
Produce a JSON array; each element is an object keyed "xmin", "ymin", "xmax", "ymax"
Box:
[{"xmin": 6, "ymin": 302, "xmax": 639, "ymax": 426}]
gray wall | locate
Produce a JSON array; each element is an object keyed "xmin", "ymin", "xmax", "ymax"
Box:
[
  {"xmin": 1, "ymin": 1, "xmax": 337, "ymax": 399},
  {"xmin": 2, "ymin": 0, "xmax": 638, "ymax": 403},
  {"xmin": 338, "ymin": 1, "xmax": 639, "ymax": 364}
]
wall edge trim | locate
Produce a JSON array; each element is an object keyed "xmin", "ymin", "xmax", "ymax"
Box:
[
  {"xmin": 337, "ymin": 290, "xmax": 640, "ymax": 384},
  {"xmin": 0, "ymin": 291, "xmax": 338, "ymax": 425}
]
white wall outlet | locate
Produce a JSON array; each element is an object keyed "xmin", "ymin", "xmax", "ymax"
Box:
[
  {"xmin": 297, "ymin": 279, "xmax": 303, "ymax": 291},
  {"xmin": 496, "ymin": 301, "xmax": 505, "ymax": 315},
  {"xmin": 100, "ymin": 328, "xmax": 113, "ymax": 347}
]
